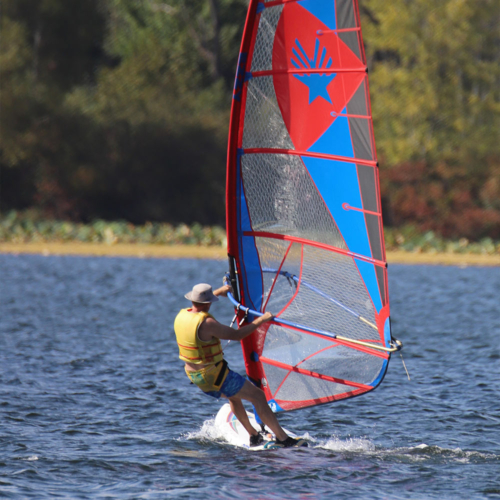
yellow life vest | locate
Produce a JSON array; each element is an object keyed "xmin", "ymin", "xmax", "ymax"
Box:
[{"xmin": 174, "ymin": 308, "xmax": 223, "ymax": 365}]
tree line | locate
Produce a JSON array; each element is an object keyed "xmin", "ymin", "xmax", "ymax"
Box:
[{"xmin": 1, "ymin": 0, "xmax": 499, "ymax": 239}]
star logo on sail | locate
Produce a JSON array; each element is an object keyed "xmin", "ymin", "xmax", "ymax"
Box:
[{"xmin": 291, "ymin": 38, "xmax": 336, "ymax": 105}]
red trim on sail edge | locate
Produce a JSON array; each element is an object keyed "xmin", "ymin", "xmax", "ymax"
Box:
[
  {"xmin": 261, "ymin": 357, "xmax": 372, "ymax": 390},
  {"xmin": 352, "ymin": 159, "xmax": 378, "ymax": 314},
  {"xmin": 354, "ymin": 0, "xmax": 390, "ymax": 308},
  {"xmin": 246, "ymin": 231, "xmax": 387, "ymax": 267},
  {"xmin": 269, "ymin": 320, "xmax": 388, "ymax": 359},
  {"xmin": 329, "ymin": 113, "xmax": 372, "ymax": 120},
  {"xmin": 236, "ymin": 60, "xmax": 265, "ymax": 312},
  {"xmin": 264, "ymin": 0, "xmax": 359, "ymax": 9},
  {"xmin": 276, "ymin": 244, "xmax": 303, "ymax": 317},
  {"xmin": 239, "ymin": 177, "xmax": 266, "ymax": 313},
  {"xmin": 271, "ymin": 343, "xmax": 340, "ymax": 399},
  {"xmin": 262, "ymin": 241, "xmax": 293, "ymax": 312},
  {"xmin": 354, "ymin": 0, "xmax": 367, "ymax": 67},
  {"xmin": 295, "ymin": 342, "xmax": 340, "ymax": 367},
  {"xmin": 226, "ymin": 0, "xmax": 261, "ymax": 257},
  {"xmin": 252, "ymin": 68, "xmax": 365, "ymax": 77},
  {"xmin": 317, "ymin": 27, "xmax": 361, "ymax": 35},
  {"xmin": 342, "ymin": 202, "xmax": 381, "ymax": 216},
  {"xmin": 264, "ymin": 0, "xmax": 302, "ymax": 7},
  {"xmin": 275, "ymin": 387, "xmax": 369, "ymax": 411},
  {"xmin": 243, "ymin": 148, "xmax": 377, "ymax": 167},
  {"xmin": 272, "ymin": 374, "xmax": 290, "ymax": 400},
  {"xmin": 334, "ymin": 0, "xmax": 345, "ymax": 105},
  {"xmin": 225, "ymin": 0, "xmax": 264, "ymax": 390},
  {"xmin": 269, "ymin": 342, "xmax": 342, "ymax": 398}
]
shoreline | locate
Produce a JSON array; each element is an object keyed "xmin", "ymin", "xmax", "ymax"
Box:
[{"xmin": 1, "ymin": 242, "xmax": 499, "ymax": 266}]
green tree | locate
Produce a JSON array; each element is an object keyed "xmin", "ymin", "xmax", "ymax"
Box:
[
  {"xmin": 1, "ymin": 0, "xmax": 248, "ymax": 224},
  {"xmin": 61, "ymin": 0, "xmax": 249, "ymax": 224},
  {"xmin": 2, "ymin": 0, "xmax": 499, "ymax": 237},
  {"xmin": 362, "ymin": 0, "xmax": 500, "ymax": 238},
  {"xmin": 0, "ymin": 0, "xmax": 106, "ymax": 216},
  {"xmin": 363, "ymin": 0, "xmax": 500, "ymax": 166}
]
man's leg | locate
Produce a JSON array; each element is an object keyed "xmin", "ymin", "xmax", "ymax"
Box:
[
  {"xmin": 231, "ymin": 381, "xmax": 288, "ymax": 441},
  {"xmin": 227, "ymin": 397, "xmax": 259, "ymax": 436}
]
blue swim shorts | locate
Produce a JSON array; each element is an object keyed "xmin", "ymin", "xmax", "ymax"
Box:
[
  {"xmin": 185, "ymin": 361, "xmax": 246, "ymax": 399},
  {"xmin": 204, "ymin": 367, "xmax": 246, "ymax": 399}
]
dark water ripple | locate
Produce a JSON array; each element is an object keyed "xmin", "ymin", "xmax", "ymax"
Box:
[{"xmin": 1, "ymin": 255, "xmax": 499, "ymax": 499}]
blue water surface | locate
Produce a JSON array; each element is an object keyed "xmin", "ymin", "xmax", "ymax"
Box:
[{"xmin": 0, "ymin": 254, "xmax": 499, "ymax": 499}]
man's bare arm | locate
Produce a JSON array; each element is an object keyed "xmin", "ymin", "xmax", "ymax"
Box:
[
  {"xmin": 199, "ymin": 312, "xmax": 273, "ymax": 342},
  {"xmin": 213, "ymin": 284, "xmax": 232, "ymax": 298}
]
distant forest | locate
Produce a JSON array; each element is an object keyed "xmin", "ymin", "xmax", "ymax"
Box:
[{"xmin": 1, "ymin": 0, "xmax": 499, "ymax": 239}]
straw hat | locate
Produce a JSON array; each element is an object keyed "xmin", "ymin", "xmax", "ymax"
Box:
[{"xmin": 184, "ymin": 283, "xmax": 219, "ymax": 303}]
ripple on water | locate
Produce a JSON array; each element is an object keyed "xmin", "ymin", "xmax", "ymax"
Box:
[{"xmin": 0, "ymin": 256, "xmax": 499, "ymax": 499}]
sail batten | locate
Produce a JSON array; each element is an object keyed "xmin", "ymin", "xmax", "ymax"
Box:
[
  {"xmin": 242, "ymin": 149, "xmax": 377, "ymax": 167},
  {"xmin": 243, "ymin": 232, "xmax": 387, "ymax": 267},
  {"xmin": 226, "ymin": 0, "xmax": 395, "ymax": 412},
  {"xmin": 250, "ymin": 68, "xmax": 366, "ymax": 76}
]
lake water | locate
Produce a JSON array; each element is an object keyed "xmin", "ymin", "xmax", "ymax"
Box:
[{"xmin": 0, "ymin": 254, "xmax": 499, "ymax": 499}]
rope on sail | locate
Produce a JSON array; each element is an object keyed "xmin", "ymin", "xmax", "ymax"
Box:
[{"xmin": 224, "ymin": 274, "xmax": 402, "ymax": 353}]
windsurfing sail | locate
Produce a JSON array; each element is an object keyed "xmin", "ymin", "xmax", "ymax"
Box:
[{"xmin": 226, "ymin": 0, "xmax": 401, "ymax": 413}]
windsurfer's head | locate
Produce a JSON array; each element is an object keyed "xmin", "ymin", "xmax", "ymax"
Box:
[{"xmin": 185, "ymin": 283, "xmax": 218, "ymax": 310}]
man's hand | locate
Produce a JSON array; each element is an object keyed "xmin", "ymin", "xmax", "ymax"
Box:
[
  {"xmin": 261, "ymin": 312, "xmax": 274, "ymax": 322},
  {"xmin": 214, "ymin": 284, "xmax": 232, "ymax": 297},
  {"xmin": 254, "ymin": 311, "xmax": 274, "ymax": 327}
]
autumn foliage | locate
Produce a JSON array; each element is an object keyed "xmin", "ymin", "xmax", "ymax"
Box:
[
  {"xmin": 381, "ymin": 160, "xmax": 500, "ymax": 239},
  {"xmin": 1, "ymin": 0, "xmax": 499, "ymax": 241}
]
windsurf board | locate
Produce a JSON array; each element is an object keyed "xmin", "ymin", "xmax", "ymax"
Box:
[{"xmin": 214, "ymin": 403, "xmax": 302, "ymax": 450}]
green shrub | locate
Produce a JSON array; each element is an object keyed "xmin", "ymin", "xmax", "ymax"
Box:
[
  {"xmin": 1, "ymin": 210, "xmax": 498, "ymax": 254},
  {"xmin": 0, "ymin": 211, "xmax": 226, "ymax": 247}
]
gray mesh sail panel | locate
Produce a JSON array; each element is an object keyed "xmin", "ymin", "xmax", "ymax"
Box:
[
  {"xmin": 337, "ymin": 0, "xmax": 356, "ymax": 29},
  {"xmin": 297, "ymin": 245, "xmax": 378, "ymax": 341},
  {"xmin": 242, "ymin": 77, "xmax": 294, "ymax": 150},
  {"xmin": 274, "ymin": 370, "xmax": 355, "ymax": 402},
  {"xmin": 299, "ymin": 344, "xmax": 384, "ymax": 385},
  {"xmin": 347, "ymin": 78, "xmax": 369, "ymax": 116},
  {"xmin": 339, "ymin": 32, "xmax": 361, "ymax": 61},
  {"xmin": 365, "ymin": 212, "xmax": 383, "ymax": 262},
  {"xmin": 357, "ymin": 164, "xmax": 378, "ymax": 213},
  {"xmin": 349, "ymin": 117, "xmax": 374, "ymax": 161},
  {"xmin": 263, "ymin": 324, "xmax": 335, "ymax": 367},
  {"xmin": 254, "ymin": 240, "xmax": 380, "ymax": 342},
  {"xmin": 251, "ymin": 6, "xmax": 283, "ymax": 72},
  {"xmin": 262, "ymin": 362, "xmax": 289, "ymax": 397},
  {"xmin": 338, "ymin": 1, "xmax": 363, "ymax": 60},
  {"xmin": 263, "ymin": 325, "xmax": 383, "ymax": 386},
  {"xmin": 256, "ymin": 240, "xmax": 302, "ymax": 313},
  {"xmin": 241, "ymin": 154, "xmax": 346, "ymax": 249},
  {"xmin": 257, "ymin": 237, "xmax": 292, "ymax": 309},
  {"xmin": 376, "ymin": 264, "xmax": 386, "ymax": 307}
]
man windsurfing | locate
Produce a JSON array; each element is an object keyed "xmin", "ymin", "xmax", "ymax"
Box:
[{"xmin": 174, "ymin": 283, "xmax": 307, "ymax": 448}]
